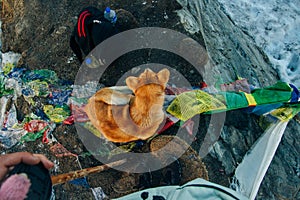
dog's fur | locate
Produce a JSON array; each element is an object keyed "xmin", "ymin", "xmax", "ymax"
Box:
[{"xmin": 85, "ymin": 68, "xmax": 170, "ymax": 143}]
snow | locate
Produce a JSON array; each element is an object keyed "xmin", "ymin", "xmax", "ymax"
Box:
[{"xmin": 217, "ymin": 0, "xmax": 300, "ymax": 87}]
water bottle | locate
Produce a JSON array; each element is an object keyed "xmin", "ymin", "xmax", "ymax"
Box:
[{"xmin": 104, "ymin": 7, "xmax": 117, "ymax": 24}]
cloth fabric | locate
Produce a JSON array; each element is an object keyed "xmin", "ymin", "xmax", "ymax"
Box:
[
  {"xmin": 114, "ymin": 178, "xmax": 248, "ymax": 200},
  {"xmin": 167, "ymin": 82, "xmax": 299, "ymax": 121},
  {"xmin": 167, "ymin": 89, "xmax": 226, "ymax": 121}
]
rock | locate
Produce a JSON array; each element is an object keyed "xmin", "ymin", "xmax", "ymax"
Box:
[
  {"xmin": 210, "ymin": 141, "xmax": 236, "ymax": 175},
  {"xmin": 150, "ymin": 135, "xmax": 209, "ymax": 182},
  {"xmin": 174, "ymin": 1, "xmax": 300, "ymax": 199},
  {"xmin": 115, "ymin": 9, "xmax": 139, "ymax": 32},
  {"xmin": 176, "ymin": 0, "xmax": 279, "ymax": 88},
  {"xmin": 220, "ymin": 126, "xmax": 251, "ymax": 163}
]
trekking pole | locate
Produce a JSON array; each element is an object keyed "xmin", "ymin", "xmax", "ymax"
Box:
[{"xmin": 51, "ymin": 159, "xmax": 126, "ymax": 186}]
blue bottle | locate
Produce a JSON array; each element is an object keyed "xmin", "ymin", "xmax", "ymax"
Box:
[{"xmin": 104, "ymin": 7, "xmax": 117, "ymax": 24}]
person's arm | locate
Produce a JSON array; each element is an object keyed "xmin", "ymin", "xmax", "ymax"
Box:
[{"xmin": 0, "ymin": 152, "xmax": 54, "ymax": 181}]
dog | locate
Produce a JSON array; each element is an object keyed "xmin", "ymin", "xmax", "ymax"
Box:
[{"xmin": 85, "ymin": 68, "xmax": 170, "ymax": 143}]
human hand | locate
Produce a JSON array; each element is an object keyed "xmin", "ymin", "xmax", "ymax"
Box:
[{"xmin": 0, "ymin": 152, "xmax": 54, "ymax": 181}]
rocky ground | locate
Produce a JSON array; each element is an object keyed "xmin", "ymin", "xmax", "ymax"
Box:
[{"xmin": 1, "ymin": 0, "xmax": 299, "ymax": 199}]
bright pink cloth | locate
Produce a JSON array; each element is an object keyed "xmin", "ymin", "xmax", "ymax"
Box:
[{"xmin": 0, "ymin": 174, "xmax": 31, "ymax": 200}]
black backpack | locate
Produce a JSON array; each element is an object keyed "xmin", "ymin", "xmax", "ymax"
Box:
[
  {"xmin": 76, "ymin": 6, "xmax": 104, "ymax": 38},
  {"xmin": 70, "ymin": 6, "xmax": 119, "ymax": 63}
]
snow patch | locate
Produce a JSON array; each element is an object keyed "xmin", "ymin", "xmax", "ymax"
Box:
[{"xmin": 217, "ymin": 0, "xmax": 300, "ymax": 87}]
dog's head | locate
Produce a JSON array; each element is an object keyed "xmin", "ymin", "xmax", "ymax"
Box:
[
  {"xmin": 126, "ymin": 68, "xmax": 170, "ymax": 92},
  {"xmin": 125, "ymin": 68, "xmax": 170, "ymax": 127},
  {"xmin": 126, "ymin": 68, "xmax": 170, "ymax": 107}
]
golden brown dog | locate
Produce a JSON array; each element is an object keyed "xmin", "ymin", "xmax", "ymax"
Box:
[{"xmin": 85, "ymin": 68, "xmax": 170, "ymax": 143}]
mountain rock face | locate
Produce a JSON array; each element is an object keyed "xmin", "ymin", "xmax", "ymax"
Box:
[
  {"xmin": 176, "ymin": 0, "xmax": 299, "ymax": 199},
  {"xmin": 176, "ymin": 0, "xmax": 279, "ymax": 87},
  {"xmin": 1, "ymin": 0, "xmax": 299, "ymax": 199}
]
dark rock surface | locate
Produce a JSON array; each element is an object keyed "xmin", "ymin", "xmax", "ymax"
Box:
[
  {"xmin": 1, "ymin": 0, "xmax": 187, "ymax": 81},
  {"xmin": 1, "ymin": 0, "xmax": 299, "ymax": 199},
  {"xmin": 177, "ymin": 0, "xmax": 299, "ymax": 199},
  {"xmin": 176, "ymin": 0, "xmax": 279, "ymax": 88}
]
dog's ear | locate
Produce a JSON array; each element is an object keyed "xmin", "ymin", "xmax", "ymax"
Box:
[
  {"xmin": 157, "ymin": 68, "xmax": 170, "ymax": 88},
  {"xmin": 126, "ymin": 76, "xmax": 139, "ymax": 91}
]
